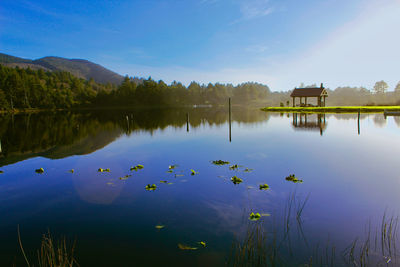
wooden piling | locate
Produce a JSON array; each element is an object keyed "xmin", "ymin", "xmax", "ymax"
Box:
[
  {"xmin": 229, "ymin": 98, "xmax": 231, "ymax": 142},
  {"xmin": 186, "ymin": 113, "xmax": 189, "ymax": 132},
  {"xmin": 357, "ymin": 110, "xmax": 360, "ymax": 135}
]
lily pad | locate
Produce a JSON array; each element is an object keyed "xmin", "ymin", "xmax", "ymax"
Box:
[
  {"xmin": 35, "ymin": 168, "xmax": 44, "ymax": 174},
  {"xmin": 231, "ymin": 176, "xmax": 243, "ymax": 184},
  {"xmin": 155, "ymin": 225, "xmax": 165, "ymax": 229},
  {"xmin": 259, "ymin": 184, "xmax": 270, "ymax": 190},
  {"xmin": 243, "ymin": 168, "xmax": 253, "ymax": 172},
  {"xmin": 68, "ymin": 169, "xmax": 74, "ymax": 173},
  {"xmin": 229, "ymin": 164, "xmax": 239, "ymax": 170},
  {"xmin": 285, "ymin": 174, "xmax": 303, "ymax": 183},
  {"xmin": 145, "ymin": 184, "xmax": 157, "ymax": 191},
  {"xmin": 198, "ymin": 241, "xmax": 206, "ymax": 248},
  {"xmin": 119, "ymin": 175, "xmax": 131, "ymax": 180},
  {"xmin": 178, "ymin": 243, "xmax": 198, "ymax": 250},
  {"xmin": 212, "ymin": 160, "xmax": 230, "ymax": 166},
  {"xmin": 160, "ymin": 180, "xmax": 174, "ymax": 185},
  {"xmin": 169, "ymin": 165, "xmax": 177, "ymax": 170},
  {"xmin": 98, "ymin": 168, "xmax": 104, "ymax": 172},
  {"xmin": 190, "ymin": 169, "xmax": 199, "ymax": 175},
  {"xmin": 249, "ymin": 212, "xmax": 261, "ymax": 221},
  {"xmin": 130, "ymin": 164, "xmax": 144, "ymax": 171},
  {"xmin": 166, "ymin": 170, "xmax": 173, "ymax": 173}
]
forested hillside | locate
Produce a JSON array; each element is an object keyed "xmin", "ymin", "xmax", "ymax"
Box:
[
  {"xmin": 0, "ymin": 53, "xmax": 124, "ymax": 85},
  {"xmin": 0, "ymin": 65, "xmax": 115, "ymax": 109}
]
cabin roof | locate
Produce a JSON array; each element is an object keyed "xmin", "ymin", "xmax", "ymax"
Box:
[{"xmin": 290, "ymin": 87, "xmax": 328, "ymax": 97}]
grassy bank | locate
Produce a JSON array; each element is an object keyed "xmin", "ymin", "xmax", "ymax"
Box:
[{"xmin": 261, "ymin": 106, "xmax": 400, "ymax": 113}]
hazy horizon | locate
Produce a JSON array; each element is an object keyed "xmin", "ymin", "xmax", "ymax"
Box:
[{"xmin": 1, "ymin": 0, "xmax": 399, "ymax": 91}]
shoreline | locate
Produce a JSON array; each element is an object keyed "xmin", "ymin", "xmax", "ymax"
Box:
[{"xmin": 261, "ymin": 106, "xmax": 400, "ymax": 113}]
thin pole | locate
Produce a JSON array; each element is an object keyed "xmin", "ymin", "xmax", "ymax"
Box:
[
  {"xmin": 229, "ymin": 98, "xmax": 231, "ymax": 142},
  {"xmin": 358, "ymin": 110, "xmax": 360, "ymax": 135},
  {"xmin": 186, "ymin": 113, "xmax": 189, "ymax": 132}
]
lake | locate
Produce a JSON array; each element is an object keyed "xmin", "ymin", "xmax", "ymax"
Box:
[{"xmin": 1, "ymin": 108, "xmax": 400, "ymax": 266}]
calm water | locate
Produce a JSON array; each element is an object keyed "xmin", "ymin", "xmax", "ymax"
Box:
[{"xmin": 1, "ymin": 108, "xmax": 400, "ymax": 266}]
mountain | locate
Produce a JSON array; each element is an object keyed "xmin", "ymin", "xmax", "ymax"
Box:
[{"xmin": 0, "ymin": 53, "xmax": 124, "ymax": 85}]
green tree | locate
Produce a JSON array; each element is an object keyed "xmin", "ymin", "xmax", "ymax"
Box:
[
  {"xmin": 0, "ymin": 89, "xmax": 8, "ymax": 109},
  {"xmin": 373, "ymin": 80, "xmax": 389, "ymax": 94},
  {"xmin": 395, "ymin": 81, "xmax": 400, "ymax": 94}
]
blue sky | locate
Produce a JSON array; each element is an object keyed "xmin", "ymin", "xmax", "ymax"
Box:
[{"xmin": 0, "ymin": 0, "xmax": 399, "ymax": 91}]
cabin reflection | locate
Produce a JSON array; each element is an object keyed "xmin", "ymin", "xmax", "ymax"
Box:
[{"xmin": 292, "ymin": 113, "xmax": 327, "ymax": 135}]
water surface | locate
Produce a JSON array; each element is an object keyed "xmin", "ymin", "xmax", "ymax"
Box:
[{"xmin": 0, "ymin": 108, "xmax": 399, "ymax": 266}]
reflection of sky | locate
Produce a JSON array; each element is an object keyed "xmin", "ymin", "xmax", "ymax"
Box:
[{"xmin": 1, "ymin": 112, "xmax": 400, "ymax": 265}]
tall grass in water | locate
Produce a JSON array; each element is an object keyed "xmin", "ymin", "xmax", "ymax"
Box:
[
  {"xmin": 226, "ymin": 192, "xmax": 309, "ymax": 267},
  {"xmin": 226, "ymin": 222, "xmax": 282, "ymax": 267},
  {"xmin": 227, "ymin": 193, "xmax": 400, "ymax": 267},
  {"xmin": 343, "ymin": 213, "xmax": 399, "ymax": 267},
  {"xmin": 18, "ymin": 227, "xmax": 78, "ymax": 267}
]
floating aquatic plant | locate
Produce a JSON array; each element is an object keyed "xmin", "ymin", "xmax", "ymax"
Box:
[
  {"xmin": 119, "ymin": 175, "xmax": 131, "ymax": 180},
  {"xmin": 98, "ymin": 168, "xmax": 110, "ymax": 172},
  {"xmin": 155, "ymin": 225, "xmax": 165, "ymax": 229},
  {"xmin": 229, "ymin": 164, "xmax": 239, "ymax": 170},
  {"xmin": 212, "ymin": 160, "xmax": 230, "ymax": 166},
  {"xmin": 166, "ymin": 170, "xmax": 173, "ymax": 173},
  {"xmin": 145, "ymin": 184, "xmax": 157, "ymax": 191},
  {"xmin": 169, "ymin": 165, "xmax": 177, "ymax": 170},
  {"xmin": 68, "ymin": 169, "xmax": 74, "ymax": 173},
  {"xmin": 198, "ymin": 241, "xmax": 206, "ymax": 248},
  {"xmin": 191, "ymin": 169, "xmax": 199, "ymax": 175},
  {"xmin": 160, "ymin": 180, "xmax": 168, "ymax": 184},
  {"xmin": 285, "ymin": 174, "xmax": 303, "ymax": 183},
  {"xmin": 178, "ymin": 243, "xmax": 198, "ymax": 250},
  {"xmin": 249, "ymin": 212, "xmax": 261, "ymax": 221},
  {"xmin": 243, "ymin": 168, "xmax": 253, "ymax": 173},
  {"xmin": 259, "ymin": 184, "xmax": 270, "ymax": 190},
  {"xmin": 130, "ymin": 164, "xmax": 144, "ymax": 171},
  {"xmin": 231, "ymin": 176, "xmax": 243, "ymax": 184},
  {"xmin": 35, "ymin": 168, "xmax": 44, "ymax": 174}
]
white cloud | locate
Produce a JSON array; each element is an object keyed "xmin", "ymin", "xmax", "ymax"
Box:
[
  {"xmin": 245, "ymin": 44, "xmax": 269, "ymax": 53},
  {"xmin": 230, "ymin": 0, "xmax": 274, "ymax": 24},
  {"xmin": 240, "ymin": 0, "xmax": 273, "ymax": 20}
]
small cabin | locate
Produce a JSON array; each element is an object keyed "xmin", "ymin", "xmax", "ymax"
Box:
[{"xmin": 290, "ymin": 83, "xmax": 328, "ymax": 107}]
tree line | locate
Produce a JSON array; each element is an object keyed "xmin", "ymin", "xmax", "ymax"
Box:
[
  {"xmin": 1, "ymin": 64, "xmax": 400, "ymax": 110},
  {"xmin": 0, "ymin": 65, "xmax": 270, "ymax": 110}
]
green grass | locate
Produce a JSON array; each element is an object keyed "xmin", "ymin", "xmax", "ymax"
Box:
[{"xmin": 261, "ymin": 106, "xmax": 400, "ymax": 113}]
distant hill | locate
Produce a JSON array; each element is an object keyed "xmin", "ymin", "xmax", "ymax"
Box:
[{"xmin": 0, "ymin": 53, "xmax": 124, "ymax": 85}]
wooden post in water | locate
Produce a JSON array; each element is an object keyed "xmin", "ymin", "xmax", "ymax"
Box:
[
  {"xmin": 229, "ymin": 98, "xmax": 232, "ymax": 142},
  {"xmin": 357, "ymin": 110, "xmax": 360, "ymax": 135},
  {"xmin": 186, "ymin": 113, "xmax": 189, "ymax": 132}
]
